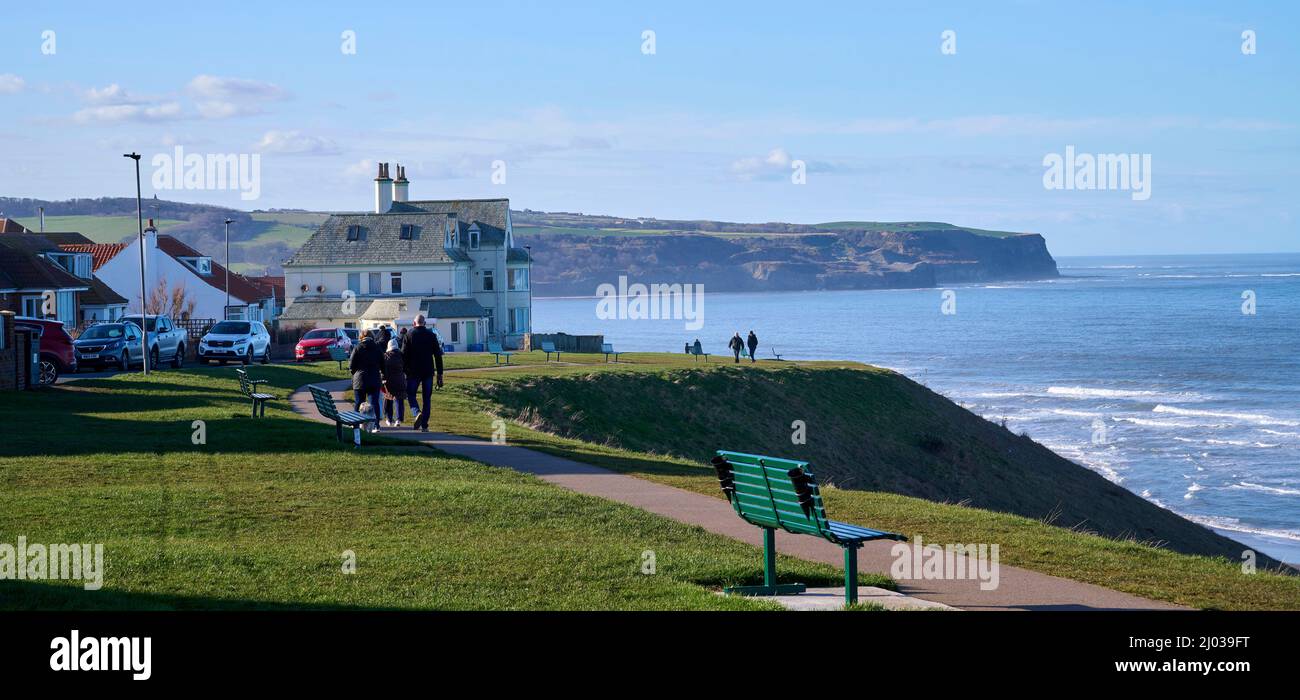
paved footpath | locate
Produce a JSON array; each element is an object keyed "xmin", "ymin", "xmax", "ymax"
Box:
[{"xmin": 291, "ymin": 380, "xmax": 1184, "ymax": 611}]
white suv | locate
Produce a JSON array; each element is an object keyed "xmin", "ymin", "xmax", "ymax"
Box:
[{"xmin": 198, "ymin": 320, "xmax": 272, "ymax": 365}]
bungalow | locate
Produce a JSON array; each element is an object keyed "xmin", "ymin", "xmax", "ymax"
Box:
[
  {"xmin": 0, "ymin": 230, "xmax": 127, "ymax": 327},
  {"xmin": 280, "ymin": 163, "xmax": 532, "ymax": 350},
  {"xmin": 92, "ymin": 221, "xmax": 279, "ymax": 321}
]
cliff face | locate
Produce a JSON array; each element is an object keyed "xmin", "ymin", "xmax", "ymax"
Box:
[{"xmin": 519, "ymin": 227, "xmax": 1058, "ymax": 297}]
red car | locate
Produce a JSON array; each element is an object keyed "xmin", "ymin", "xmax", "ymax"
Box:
[
  {"xmin": 15, "ymin": 316, "xmax": 77, "ymax": 384},
  {"xmin": 294, "ymin": 328, "xmax": 353, "ymax": 362}
]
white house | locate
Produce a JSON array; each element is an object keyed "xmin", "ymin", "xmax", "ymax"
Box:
[
  {"xmin": 94, "ymin": 221, "xmax": 278, "ymax": 321},
  {"xmin": 279, "ymin": 163, "xmax": 533, "ymax": 350}
]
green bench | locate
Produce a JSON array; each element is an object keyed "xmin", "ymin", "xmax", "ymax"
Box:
[
  {"xmin": 487, "ymin": 342, "xmax": 512, "ymax": 365},
  {"xmin": 601, "ymin": 342, "xmax": 621, "ymax": 363},
  {"xmin": 235, "ymin": 369, "xmax": 276, "ymax": 418},
  {"xmin": 328, "ymin": 345, "xmax": 349, "ymax": 370},
  {"xmin": 308, "ymin": 384, "xmax": 370, "ymax": 446},
  {"xmin": 540, "ymin": 341, "xmax": 560, "ymax": 362},
  {"xmin": 689, "ymin": 345, "xmax": 709, "ymax": 362},
  {"xmin": 711, "ymin": 450, "xmax": 906, "ymax": 605}
]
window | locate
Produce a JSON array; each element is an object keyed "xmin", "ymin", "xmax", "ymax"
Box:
[
  {"xmin": 368, "ymin": 272, "xmax": 381, "ymax": 294},
  {"xmin": 399, "ymin": 224, "xmax": 417, "ymax": 240},
  {"xmin": 21, "ymin": 296, "xmax": 42, "ymax": 317},
  {"xmin": 508, "ymin": 268, "xmax": 528, "ymax": 291},
  {"xmin": 484, "ymin": 308, "xmax": 494, "ymax": 335},
  {"xmin": 450, "ymin": 322, "xmax": 460, "ymax": 343},
  {"xmin": 482, "ymin": 270, "xmax": 494, "ymax": 291},
  {"xmin": 347, "ymin": 273, "xmax": 361, "ymax": 293},
  {"xmin": 469, "ymin": 230, "xmax": 480, "ymax": 249},
  {"xmin": 509, "ymin": 307, "xmax": 529, "ymax": 334},
  {"xmin": 390, "ymin": 272, "xmax": 402, "ymax": 294},
  {"xmin": 346, "ymin": 225, "xmax": 361, "ymax": 241}
]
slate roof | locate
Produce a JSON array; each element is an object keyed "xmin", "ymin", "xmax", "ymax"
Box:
[
  {"xmin": 420, "ymin": 297, "xmax": 487, "ymax": 319},
  {"xmin": 0, "ymin": 218, "xmax": 32, "ymax": 233},
  {"xmin": 388, "ymin": 199, "xmax": 510, "ymax": 247},
  {"xmin": 277, "ymin": 298, "xmax": 363, "ymax": 322},
  {"xmin": 285, "ymin": 212, "xmax": 468, "ymax": 266},
  {"xmin": 37, "ymin": 231, "xmax": 94, "ymax": 246},
  {"xmin": 0, "ymin": 234, "xmax": 90, "ymax": 292},
  {"xmin": 80, "ymin": 275, "xmax": 129, "ymax": 307}
]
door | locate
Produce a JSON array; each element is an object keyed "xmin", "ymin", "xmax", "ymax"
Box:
[{"xmin": 466, "ymin": 322, "xmax": 476, "ymax": 345}]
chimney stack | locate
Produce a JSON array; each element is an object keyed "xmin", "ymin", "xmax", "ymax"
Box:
[
  {"xmin": 374, "ymin": 162, "xmax": 393, "ymax": 213},
  {"xmin": 393, "ymin": 164, "xmax": 409, "ymax": 203}
]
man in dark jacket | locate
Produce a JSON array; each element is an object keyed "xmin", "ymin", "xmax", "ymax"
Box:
[
  {"xmin": 728, "ymin": 332, "xmax": 743, "ymax": 363},
  {"xmin": 746, "ymin": 330, "xmax": 758, "ymax": 363},
  {"xmin": 401, "ymin": 314, "xmax": 444, "ymax": 432},
  {"xmin": 349, "ymin": 329, "xmax": 384, "ymax": 432}
]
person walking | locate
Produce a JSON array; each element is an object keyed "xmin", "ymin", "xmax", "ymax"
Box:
[
  {"xmin": 402, "ymin": 314, "xmax": 444, "ymax": 432},
  {"xmin": 381, "ymin": 337, "xmax": 407, "ymax": 427},
  {"xmin": 349, "ymin": 329, "xmax": 384, "ymax": 432},
  {"xmin": 746, "ymin": 330, "xmax": 758, "ymax": 363},
  {"xmin": 728, "ymin": 332, "xmax": 744, "ymax": 363}
]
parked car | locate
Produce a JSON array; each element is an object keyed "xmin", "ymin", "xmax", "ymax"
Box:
[
  {"xmin": 72, "ymin": 322, "xmax": 144, "ymax": 371},
  {"xmin": 294, "ymin": 327, "xmax": 353, "ymax": 362},
  {"xmin": 341, "ymin": 328, "xmax": 359, "ymax": 345},
  {"xmin": 14, "ymin": 317, "xmax": 76, "ymax": 384},
  {"xmin": 198, "ymin": 320, "xmax": 272, "ymax": 365},
  {"xmin": 122, "ymin": 314, "xmax": 187, "ymax": 369}
]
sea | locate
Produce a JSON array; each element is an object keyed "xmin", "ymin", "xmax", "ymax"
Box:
[{"xmin": 532, "ymin": 253, "xmax": 1300, "ymax": 563}]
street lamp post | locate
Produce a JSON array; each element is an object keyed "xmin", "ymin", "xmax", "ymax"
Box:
[
  {"xmin": 224, "ymin": 218, "xmax": 234, "ymax": 318},
  {"xmin": 123, "ymin": 152, "xmax": 149, "ymax": 376}
]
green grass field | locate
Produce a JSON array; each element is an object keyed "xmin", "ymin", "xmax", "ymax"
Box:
[
  {"xmin": 394, "ymin": 353, "xmax": 1300, "ymax": 611},
  {"xmin": 813, "ymin": 221, "xmax": 1026, "ymax": 238},
  {"xmin": 0, "ymin": 363, "xmax": 872, "ymax": 610},
  {"xmin": 14, "ymin": 215, "xmax": 187, "ymax": 243}
]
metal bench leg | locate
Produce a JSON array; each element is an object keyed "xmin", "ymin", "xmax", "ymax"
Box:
[
  {"xmin": 723, "ymin": 527, "xmax": 806, "ymax": 597},
  {"xmin": 844, "ymin": 544, "xmax": 861, "ymax": 606},
  {"xmin": 335, "ymin": 422, "xmax": 343, "ymax": 442}
]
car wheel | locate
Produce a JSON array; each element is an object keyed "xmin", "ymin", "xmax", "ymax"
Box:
[
  {"xmin": 150, "ymin": 346, "xmax": 160, "ymax": 369},
  {"xmin": 242, "ymin": 347, "xmax": 253, "ymax": 365},
  {"xmin": 261, "ymin": 345, "xmax": 270, "ymax": 364},
  {"xmin": 120, "ymin": 351, "xmax": 130, "ymax": 371},
  {"xmin": 173, "ymin": 344, "xmax": 185, "ymax": 368},
  {"xmin": 38, "ymin": 357, "xmax": 59, "ymax": 385}
]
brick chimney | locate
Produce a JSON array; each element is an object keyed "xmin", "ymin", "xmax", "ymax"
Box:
[
  {"xmin": 393, "ymin": 164, "xmax": 409, "ymax": 203},
  {"xmin": 374, "ymin": 162, "xmax": 393, "ymax": 213}
]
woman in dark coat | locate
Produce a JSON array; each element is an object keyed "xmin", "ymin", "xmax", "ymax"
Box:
[
  {"xmin": 381, "ymin": 338, "xmax": 408, "ymax": 427},
  {"xmin": 349, "ymin": 329, "xmax": 384, "ymax": 432}
]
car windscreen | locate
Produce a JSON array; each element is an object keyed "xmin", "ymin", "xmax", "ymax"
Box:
[
  {"xmin": 210, "ymin": 321, "xmax": 251, "ymax": 335},
  {"xmin": 81, "ymin": 325, "xmax": 125, "ymax": 340},
  {"xmin": 125, "ymin": 317, "xmax": 158, "ymax": 332},
  {"xmin": 302, "ymin": 329, "xmax": 333, "ymax": 340}
]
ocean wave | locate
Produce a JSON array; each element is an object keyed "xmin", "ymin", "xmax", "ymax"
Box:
[
  {"xmin": 1114, "ymin": 416, "xmax": 1203, "ymax": 429},
  {"xmin": 1180, "ymin": 514, "xmax": 1300, "ymax": 543},
  {"xmin": 1047, "ymin": 386, "xmax": 1167, "ymax": 399},
  {"xmin": 1259, "ymin": 429, "xmax": 1300, "ymax": 438},
  {"xmin": 1231, "ymin": 482, "xmax": 1300, "ymax": 497},
  {"xmin": 1153, "ymin": 405, "xmax": 1300, "ymax": 427},
  {"xmin": 1204, "ymin": 438, "xmax": 1280, "ymax": 448}
]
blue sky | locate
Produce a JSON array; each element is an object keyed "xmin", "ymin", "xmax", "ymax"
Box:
[{"xmin": 1, "ymin": 0, "xmax": 1296, "ymax": 255}]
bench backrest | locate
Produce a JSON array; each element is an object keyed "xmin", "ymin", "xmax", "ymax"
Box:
[
  {"xmin": 690, "ymin": 346, "xmax": 705, "ymax": 355},
  {"xmin": 601, "ymin": 343, "xmax": 613, "ymax": 353},
  {"xmin": 235, "ymin": 369, "xmax": 252, "ymax": 396},
  {"xmin": 488, "ymin": 342, "xmax": 505, "ymax": 353},
  {"xmin": 541, "ymin": 342, "xmax": 556, "ymax": 352},
  {"xmin": 308, "ymin": 385, "xmax": 340, "ymax": 420},
  {"xmin": 712, "ymin": 450, "xmax": 830, "ymax": 538},
  {"xmin": 328, "ymin": 345, "xmax": 349, "ymax": 360}
]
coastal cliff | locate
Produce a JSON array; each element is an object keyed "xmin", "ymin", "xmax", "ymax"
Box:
[{"xmin": 515, "ymin": 219, "xmax": 1059, "ymax": 297}]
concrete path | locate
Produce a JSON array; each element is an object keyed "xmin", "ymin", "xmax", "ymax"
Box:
[{"xmin": 291, "ymin": 380, "xmax": 1185, "ymax": 611}]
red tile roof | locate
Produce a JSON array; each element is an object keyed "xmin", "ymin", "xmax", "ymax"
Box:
[
  {"xmin": 246, "ymin": 275, "xmax": 285, "ymax": 304},
  {"xmin": 155, "ymin": 235, "xmax": 271, "ymax": 304},
  {"xmin": 58, "ymin": 243, "xmax": 128, "ymax": 271}
]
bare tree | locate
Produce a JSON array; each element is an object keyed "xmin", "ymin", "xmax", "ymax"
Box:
[{"xmin": 144, "ymin": 277, "xmax": 197, "ymax": 319}]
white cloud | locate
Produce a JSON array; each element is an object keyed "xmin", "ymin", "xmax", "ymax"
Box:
[
  {"xmin": 187, "ymin": 74, "xmax": 286, "ymax": 101},
  {"xmin": 0, "ymin": 74, "xmax": 25, "ymax": 94},
  {"xmin": 731, "ymin": 147, "xmax": 794, "ymax": 180},
  {"xmin": 255, "ymin": 130, "xmax": 340, "ymax": 155},
  {"xmin": 84, "ymin": 83, "xmax": 150, "ymax": 105},
  {"xmin": 73, "ymin": 102, "xmax": 185, "ymax": 123}
]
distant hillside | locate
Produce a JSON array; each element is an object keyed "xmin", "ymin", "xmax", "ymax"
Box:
[
  {"xmin": 470, "ymin": 364, "xmax": 1278, "ymax": 568},
  {"xmin": 1, "ymin": 198, "xmax": 1058, "ymax": 288}
]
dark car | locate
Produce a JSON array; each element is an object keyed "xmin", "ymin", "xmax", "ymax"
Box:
[
  {"xmin": 73, "ymin": 322, "xmax": 145, "ymax": 371},
  {"xmin": 15, "ymin": 317, "xmax": 77, "ymax": 384}
]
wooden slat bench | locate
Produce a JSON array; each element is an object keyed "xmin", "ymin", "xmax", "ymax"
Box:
[
  {"xmin": 487, "ymin": 342, "xmax": 513, "ymax": 365},
  {"xmin": 712, "ymin": 450, "xmax": 906, "ymax": 605},
  {"xmin": 308, "ymin": 384, "xmax": 370, "ymax": 446},
  {"xmin": 235, "ymin": 369, "xmax": 276, "ymax": 418},
  {"xmin": 540, "ymin": 341, "xmax": 560, "ymax": 362},
  {"xmin": 601, "ymin": 343, "xmax": 621, "ymax": 363}
]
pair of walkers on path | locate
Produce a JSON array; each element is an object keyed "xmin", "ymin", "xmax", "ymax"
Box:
[
  {"xmin": 348, "ymin": 314, "xmax": 444, "ymax": 432},
  {"xmin": 728, "ymin": 330, "xmax": 759, "ymax": 363}
]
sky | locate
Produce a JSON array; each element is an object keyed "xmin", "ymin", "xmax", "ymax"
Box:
[{"xmin": 0, "ymin": 0, "xmax": 1296, "ymax": 256}]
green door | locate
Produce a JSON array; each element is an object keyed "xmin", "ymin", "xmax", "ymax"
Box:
[{"xmin": 466, "ymin": 321, "xmax": 476, "ymax": 344}]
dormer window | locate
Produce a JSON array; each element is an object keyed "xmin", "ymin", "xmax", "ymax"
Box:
[
  {"xmin": 399, "ymin": 224, "xmax": 420, "ymax": 240},
  {"xmin": 469, "ymin": 225, "xmax": 480, "ymax": 250},
  {"xmin": 178, "ymin": 256, "xmax": 213, "ymax": 275},
  {"xmin": 346, "ymin": 225, "xmax": 367, "ymax": 241}
]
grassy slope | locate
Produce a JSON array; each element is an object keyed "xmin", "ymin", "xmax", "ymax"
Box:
[
  {"xmin": 813, "ymin": 221, "xmax": 1025, "ymax": 238},
  {"xmin": 15, "ymin": 215, "xmax": 187, "ymax": 243},
  {"xmin": 0, "ymin": 363, "xmax": 874, "ymax": 611},
  {"xmin": 398, "ymin": 352, "xmax": 1299, "ymax": 610}
]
